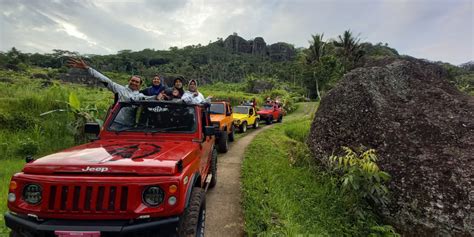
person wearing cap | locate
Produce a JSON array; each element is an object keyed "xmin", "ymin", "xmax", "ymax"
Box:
[{"xmin": 182, "ymin": 79, "xmax": 211, "ymax": 104}]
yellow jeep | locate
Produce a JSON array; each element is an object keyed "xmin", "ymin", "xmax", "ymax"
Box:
[{"xmin": 233, "ymin": 105, "xmax": 260, "ymax": 133}]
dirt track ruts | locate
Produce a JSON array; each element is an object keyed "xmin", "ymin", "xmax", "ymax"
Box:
[{"xmin": 205, "ymin": 124, "xmax": 272, "ymax": 237}]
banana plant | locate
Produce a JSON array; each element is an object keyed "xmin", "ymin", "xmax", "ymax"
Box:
[{"xmin": 41, "ymin": 92, "xmax": 103, "ymax": 144}]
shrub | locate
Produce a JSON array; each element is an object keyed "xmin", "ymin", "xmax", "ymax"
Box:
[
  {"xmin": 15, "ymin": 137, "xmax": 39, "ymax": 156},
  {"xmin": 329, "ymin": 147, "xmax": 391, "ymax": 215}
]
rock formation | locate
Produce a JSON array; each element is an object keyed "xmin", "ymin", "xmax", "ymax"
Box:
[
  {"xmin": 268, "ymin": 42, "xmax": 296, "ymax": 61},
  {"xmin": 223, "ymin": 34, "xmax": 251, "ymax": 54},
  {"xmin": 222, "ymin": 34, "xmax": 295, "ymax": 61},
  {"xmin": 250, "ymin": 37, "xmax": 267, "ymax": 56},
  {"xmin": 308, "ymin": 58, "xmax": 474, "ymax": 236}
]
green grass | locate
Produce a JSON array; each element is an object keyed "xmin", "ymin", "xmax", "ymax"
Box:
[
  {"xmin": 0, "ymin": 159, "xmax": 25, "ymax": 234},
  {"xmin": 0, "ymin": 68, "xmax": 115, "ymax": 235},
  {"xmin": 242, "ymin": 102, "xmax": 379, "ymax": 236}
]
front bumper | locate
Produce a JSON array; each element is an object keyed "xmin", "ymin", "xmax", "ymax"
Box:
[{"xmin": 5, "ymin": 212, "xmax": 179, "ymax": 237}]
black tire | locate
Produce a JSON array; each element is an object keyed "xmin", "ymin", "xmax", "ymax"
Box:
[
  {"xmin": 277, "ymin": 115, "xmax": 282, "ymax": 123},
  {"xmin": 178, "ymin": 187, "xmax": 206, "ymax": 237},
  {"xmin": 239, "ymin": 122, "xmax": 247, "ymax": 133},
  {"xmin": 228, "ymin": 125, "xmax": 235, "ymax": 142},
  {"xmin": 253, "ymin": 119, "xmax": 259, "ymax": 129},
  {"xmin": 266, "ymin": 117, "xmax": 273, "ymax": 125},
  {"xmin": 209, "ymin": 148, "xmax": 217, "ymax": 189},
  {"xmin": 217, "ymin": 131, "xmax": 229, "ymax": 153}
]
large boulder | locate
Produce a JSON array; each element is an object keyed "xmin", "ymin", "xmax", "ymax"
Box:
[{"xmin": 308, "ymin": 58, "xmax": 474, "ymax": 236}]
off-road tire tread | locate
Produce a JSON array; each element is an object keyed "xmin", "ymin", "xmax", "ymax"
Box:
[
  {"xmin": 253, "ymin": 119, "xmax": 259, "ymax": 129},
  {"xmin": 240, "ymin": 122, "xmax": 247, "ymax": 133},
  {"xmin": 228, "ymin": 125, "xmax": 235, "ymax": 142},
  {"xmin": 217, "ymin": 131, "xmax": 229, "ymax": 153},
  {"xmin": 178, "ymin": 187, "xmax": 205, "ymax": 237},
  {"xmin": 209, "ymin": 148, "xmax": 217, "ymax": 188}
]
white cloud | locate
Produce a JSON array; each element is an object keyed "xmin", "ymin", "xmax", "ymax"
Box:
[{"xmin": 0, "ymin": 0, "xmax": 472, "ymax": 64}]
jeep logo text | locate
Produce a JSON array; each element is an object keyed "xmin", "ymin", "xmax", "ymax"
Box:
[{"xmin": 82, "ymin": 166, "xmax": 109, "ymax": 172}]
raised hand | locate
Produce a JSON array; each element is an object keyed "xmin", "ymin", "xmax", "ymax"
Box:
[{"xmin": 67, "ymin": 57, "xmax": 89, "ymax": 69}]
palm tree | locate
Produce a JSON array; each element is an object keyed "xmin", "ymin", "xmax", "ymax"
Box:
[
  {"xmin": 306, "ymin": 34, "xmax": 325, "ymax": 64},
  {"xmin": 334, "ymin": 30, "xmax": 363, "ymax": 69},
  {"xmin": 305, "ymin": 34, "xmax": 326, "ymax": 99}
]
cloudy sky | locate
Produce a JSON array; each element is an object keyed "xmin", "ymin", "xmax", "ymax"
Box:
[{"xmin": 0, "ymin": 0, "xmax": 472, "ymax": 65}]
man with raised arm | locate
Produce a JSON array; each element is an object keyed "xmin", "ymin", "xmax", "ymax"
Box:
[{"xmin": 67, "ymin": 58, "xmax": 155, "ymax": 102}]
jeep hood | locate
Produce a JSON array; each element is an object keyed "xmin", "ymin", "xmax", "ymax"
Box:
[
  {"xmin": 257, "ymin": 110, "xmax": 272, "ymax": 115},
  {"xmin": 210, "ymin": 114, "xmax": 226, "ymax": 122},
  {"xmin": 233, "ymin": 113, "xmax": 248, "ymax": 120},
  {"xmin": 22, "ymin": 140, "xmax": 200, "ymax": 176}
]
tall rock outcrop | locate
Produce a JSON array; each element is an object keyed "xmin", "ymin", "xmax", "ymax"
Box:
[
  {"xmin": 308, "ymin": 58, "xmax": 474, "ymax": 236},
  {"xmin": 223, "ymin": 34, "xmax": 251, "ymax": 53},
  {"xmin": 268, "ymin": 42, "xmax": 296, "ymax": 61},
  {"xmin": 222, "ymin": 34, "xmax": 295, "ymax": 61},
  {"xmin": 250, "ymin": 37, "xmax": 267, "ymax": 56}
]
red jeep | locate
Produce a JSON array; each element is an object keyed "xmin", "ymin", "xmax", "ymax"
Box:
[
  {"xmin": 5, "ymin": 101, "xmax": 217, "ymax": 237},
  {"xmin": 257, "ymin": 103, "xmax": 283, "ymax": 125}
]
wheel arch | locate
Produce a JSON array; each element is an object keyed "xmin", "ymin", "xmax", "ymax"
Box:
[{"xmin": 184, "ymin": 172, "xmax": 201, "ymax": 208}]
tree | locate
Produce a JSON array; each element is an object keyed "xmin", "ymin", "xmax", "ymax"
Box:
[
  {"xmin": 305, "ymin": 34, "xmax": 326, "ymax": 99},
  {"xmin": 306, "ymin": 34, "xmax": 325, "ymax": 64},
  {"xmin": 333, "ymin": 30, "xmax": 364, "ymax": 70}
]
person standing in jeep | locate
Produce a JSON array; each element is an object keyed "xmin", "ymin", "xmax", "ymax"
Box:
[
  {"xmin": 182, "ymin": 79, "xmax": 211, "ymax": 104},
  {"xmin": 67, "ymin": 58, "xmax": 155, "ymax": 102},
  {"xmin": 140, "ymin": 74, "xmax": 167, "ymax": 96}
]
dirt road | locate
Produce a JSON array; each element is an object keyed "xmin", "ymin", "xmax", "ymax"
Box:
[{"xmin": 205, "ymin": 125, "xmax": 272, "ymax": 237}]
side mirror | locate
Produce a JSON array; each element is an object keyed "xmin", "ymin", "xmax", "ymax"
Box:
[
  {"xmin": 25, "ymin": 155, "xmax": 34, "ymax": 163},
  {"xmin": 204, "ymin": 126, "xmax": 215, "ymax": 137},
  {"xmin": 84, "ymin": 123, "xmax": 100, "ymax": 138}
]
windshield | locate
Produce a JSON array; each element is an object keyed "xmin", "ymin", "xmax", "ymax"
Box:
[
  {"xmin": 263, "ymin": 105, "xmax": 273, "ymax": 110},
  {"xmin": 234, "ymin": 106, "xmax": 249, "ymax": 114},
  {"xmin": 210, "ymin": 103, "xmax": 225, "ymax": 114},
  {"xmin": 108, "ymin": 102, "xmax": 196, "ymax": 133}
]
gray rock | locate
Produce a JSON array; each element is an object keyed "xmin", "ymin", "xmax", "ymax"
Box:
[
  {"xmin": 223, "ymin": 34, "xmax": 251, "ymax": 53},
  {"xmin": 251, "ymin": 37, "xmax": 267, "ymax": 56},
  {"xmin": 308, "ymin": 58, "xmax": 474, "ymax": 236},
  {"xmin": 267, "ymin": 42, "xmax": 296, "ymax": 61}
]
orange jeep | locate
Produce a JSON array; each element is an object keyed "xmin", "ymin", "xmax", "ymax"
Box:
[{"xmin": 210, "ymin": 101, "xmax": 235, "ymax": 153}]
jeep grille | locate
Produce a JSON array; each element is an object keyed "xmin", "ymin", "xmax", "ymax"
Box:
[{"xmin": 46, "ymin": 184, "xmax": 128, "ymax": 213}]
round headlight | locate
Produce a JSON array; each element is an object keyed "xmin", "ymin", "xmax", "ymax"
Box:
[
  {"xmin": 142, "ymin": 186, "xmax": 164, "ymax": 206},
  {"xmin": 168, "ymin": 196, "xmax": 177, "ymax": 205},
  {"xmin": 8, "ymin": 193, "xmax": 16, "ymax": 202},
  {"xmin": 22, "ymin": 184, "xmax": 42, "ymax": 205}
]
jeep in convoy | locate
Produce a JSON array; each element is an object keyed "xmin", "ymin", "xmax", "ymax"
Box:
[
  {"xmin": 5, "ymin": 100, "xmax": 217, "ymax": 237},
  {"xmin": 209, "ymin": 101, "xmax": 234, "ymax": 153},
  {"xmin": 233, "ymin": 106, "xmax": 260, "ymax": 133},
  {"xmin": 257, "ymin": 103, "xmax": 283, "ymax": 125}
]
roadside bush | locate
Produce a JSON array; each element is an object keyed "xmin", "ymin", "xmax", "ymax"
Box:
[
  {"xmin": 15, "ymin": 137, "xmax": 39, "ymax": 156},
  {"xmin": 329, "ymin": 147, "xmax": 391, "ymax": 216}
]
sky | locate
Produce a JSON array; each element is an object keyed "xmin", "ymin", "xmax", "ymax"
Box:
[{"xmin": 0, "ymin": 0, "xmax": 472, "ymax": 65}]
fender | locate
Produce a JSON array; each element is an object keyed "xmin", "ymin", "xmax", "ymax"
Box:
[{"xmin": 184, "ymin": 172, "xmax": 201, "ymax": 208}]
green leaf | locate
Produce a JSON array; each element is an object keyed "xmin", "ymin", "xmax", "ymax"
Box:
[{"xmin": 68, "ymin": 92, "xmax": 81, "ymax": 111}]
